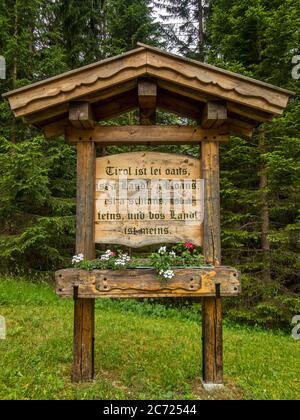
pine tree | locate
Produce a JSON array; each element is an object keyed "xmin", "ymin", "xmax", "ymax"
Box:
[
  {"xmin": 106, "ymin": 0, "xmax": 161, "ymax": 55},
  {"xmin": 154, "ymin": 0, "xmax": 211, "ymax": 60}
]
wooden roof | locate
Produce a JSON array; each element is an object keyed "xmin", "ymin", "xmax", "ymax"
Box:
[{"xmin": 3, "ymin": 43, "xmax": 294, "ymax": 138}]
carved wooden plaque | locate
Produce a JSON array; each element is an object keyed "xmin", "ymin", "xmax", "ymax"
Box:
[{"xmin": 95, "ymin": 152, "xmax": 203, "ymax": 248}]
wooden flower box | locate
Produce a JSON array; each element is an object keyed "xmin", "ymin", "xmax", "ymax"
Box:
[{"xmin": 55, "ymin": 266, "xmax": 241, "ymax": 299}]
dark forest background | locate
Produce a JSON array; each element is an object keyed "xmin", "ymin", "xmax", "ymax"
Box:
[{"xmin": 0, "ymin": 0, "xmax": 299, "ymax": 328}]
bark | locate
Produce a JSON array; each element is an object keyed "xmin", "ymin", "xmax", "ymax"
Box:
[{"xmin": 259, "ymin": 128, "xmax": 271, "ymax": 283}]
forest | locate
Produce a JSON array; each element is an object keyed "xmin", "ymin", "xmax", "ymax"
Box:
[{"xmin": 0, "ymin": 0, "xmax": 299, "ymax": 331}]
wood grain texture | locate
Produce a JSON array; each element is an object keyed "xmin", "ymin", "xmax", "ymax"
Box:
[
  {"xmin": 73, "ymin": 142, "xmax": 96, "ymax": 383},
  {"xmin": 66, "ymin": 125, "xmax": 230, "ymax": 145},
  {"xmin": 55, "ymin": 267, "xmax": 241, "ymax": 298},
  {"xmin": 5, "ymin": 45, "xmax": 292, "ymax": 120},
  {"xmin": 202, "ymin": 297, "xmax": 223, "ymax": 384},
  {"xmin": 95, "ymin": 223, "xmax": 203, "ymax": 248},
  {"xmin": 202, "ymin": 142, "xmax": 221, "ymax": 266},
  {"xmin": 96, "ymin": 151, "xmax": 201, "ymax": 179},
  {"xmin": 69, "ymin": 101, "xmax": 95, "ymax": 129},
  {"xmin": 76, "ymin": 142, "xmax": 96, "ymax": 258},
  {"xmin": 202, "ymin": 101, "xmax": 227, "ymax": 129},
  {"xmin": 201, "ymin": 140, "xmax": 223, "ymax": 385},
  {"xmin": 95, "ymin": 152, "xmax": 203, "ymax": 247}
]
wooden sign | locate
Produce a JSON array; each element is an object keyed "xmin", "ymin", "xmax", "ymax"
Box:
[{"xmin": 95, "ymin": 152, "xmax": 203, "ymax": 247}]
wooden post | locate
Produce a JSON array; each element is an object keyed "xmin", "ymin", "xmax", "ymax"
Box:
[
  {"xmin": 201, "ymin": 140, "xmax": 223, "ymax": 386},
  {"xmin": 73, "ymin": 141, "xmax": 96, "ymax": 383}
]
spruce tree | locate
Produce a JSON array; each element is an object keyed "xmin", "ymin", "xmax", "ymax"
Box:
[{"xmin": 154, "ymin": 0, "xmax": 211, "ymax": 60}]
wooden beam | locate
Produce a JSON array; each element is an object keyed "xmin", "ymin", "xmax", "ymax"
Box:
[
  {"xmin": 202, "ymin": 101, "xmax": 227, "ymax": 129},
  {"xmin": 228, "ymin": 118, "xmax": 255, "ymax": 138},
  {"xmin": 42, "ymin": 118, "xmax": 69, "ymax": 138},
  {"xmin": 69, "ymin": 101, "xmax": 95, "ymax": 129},
  {"xmin": 56, "ymin": 267, "xmax": 241, "ymax": 299},
  {"xmin": 157, "ymin": 91, "xmax": 203, "ymax": 121},
  {"xmin": 201, "ymin": 141, "xmax": 223, "ymax": 385},
  {"xmin": 65, "ymin": 125, "xmax": 230, "ymax": 145},
  {"xmin": 227, "ymin": 102, "xmax": 273, "ymax": 123},
  {"xmin": 138, "ymin": 79, "xmax": 157, "ymax": 125},
  {"xmin": 73, "ymin": 142, "xmax": 96, "ymax": 383},
  {"xmin": 94, "ymin": 90, "xmax": 138, "ymax": 121}
]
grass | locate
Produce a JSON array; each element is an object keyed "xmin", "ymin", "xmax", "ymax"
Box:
[{"xmin": 0, "ymin": 276, "xmax": 299, "ymax": 400}]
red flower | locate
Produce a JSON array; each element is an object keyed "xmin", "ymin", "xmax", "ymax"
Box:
[
  {"xmin": 109, "ymin": 251, "xmax": 117, "ymax": 257},
  {"xmin": 184, "ymin": 242, "xmax": 195, "ymax": 250}
]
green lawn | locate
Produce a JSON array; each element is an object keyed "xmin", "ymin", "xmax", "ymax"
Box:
[{"xmin": 0, "ymin": 277, "xmax": 299, "ymax": 400}]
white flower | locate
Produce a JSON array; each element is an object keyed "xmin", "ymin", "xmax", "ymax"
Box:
[
  {"xmin": 114, "ymin": 253, "xmax": 131, "ymax": 268},
  {"xmin": 158, "ymin": 246, "xmax": 167, "ymax": 255},
  {"xmin": 72, "ymin": 254, "xmax": 84, "ymax": 265},
  {"xmin": 169, "ymin": 251, "xmax": 176, "ymax": 258},
  {"xmin": 159, "ymin": 270, "xmax": 175, "ymax": 280}
]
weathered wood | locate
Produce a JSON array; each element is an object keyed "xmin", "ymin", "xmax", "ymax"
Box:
[
  {"xmin": 95, "ymin": 152, "xmax": 203, "ymax": 247},
  {"xmin": 202, "ymin": 101, "xmax": 227, "ymax": 129},
  {"xmin": 227, "ymin": 102, "xmax": 273, "ymax": 123},
  {"xmin": 95, "ymin": 151, "xmax": 201, "ymax": 179},
  {"xmin": 95, "ymin": 223, "xmax": 203, "ymax": 248},
  {"xmin": 42, "ymin": 118, "xmax": 69, "ymax": 139},
  {"xmin": 201, "ymin": 140, "xmax": 223, "ymax": 385},
  {"xmin": 138, "ymin": 79, "xmax": 157, "ymax": 125},
  {"xmin": 41, "ymin": 109, "xmax": 255, "ymax": 140},
  {"xmin": 202, "ymin": 142, "xmax": 221, "ymax": 265},
  {"xmin": 56, "ymin": 267, "xmax": 241, "ymax": 299},
  {"xmin": 157, "ymin": 90, "xmax": 203, "ymax": 121},
  {"xmin": 202, "ymin": 297, "xmax": 223, "ymax": 384},
  {"xmin": 73, "ymin": 142, "xmax": 96, "ymax": 383},
  {"xmin": 5, "ymin": 45, "xmax": 292, "ymax": 120},
  {"xmin": 138, "ymin": 79, "xmax": 157, "ymax": 108},
  {"xmin": 66, "ymin": 125, "xmax": 230, "ymax": 145},
  {"xmin": 76, "ymin": 142, "xmax": 96, "ymax": 258},
  {"xmin": 69, "ymin": 101, "xmax": 95, "ymax": 129},
  {"xmin": 227, "ymin": 118, "xmax": 255, "ymax": 138},
  {"xmin": 94, "ymin": 90, "xmax": 138, "ymax": 121}
]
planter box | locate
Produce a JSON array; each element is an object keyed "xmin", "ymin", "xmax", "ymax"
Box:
[{"xmin": 55, "ymin": 266, "xmax": 241, "ymax": 299}]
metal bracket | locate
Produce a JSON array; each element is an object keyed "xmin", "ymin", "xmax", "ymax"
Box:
[
  {"xmin": 215, "ymin": 283, "xmax": 221, "ymax": 299},
  {"xmin": 73, "ymin": 286, "xmax": 79, "ymax": 301}
]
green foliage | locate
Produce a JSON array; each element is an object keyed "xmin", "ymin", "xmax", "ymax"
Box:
[
  {"xmin": 0, "ymin": 137, "xmax": 76, "ymax": 271},
  {"xmin": 203, "ymin": 0, "xmax": 300, "ymax": 329},
  {"xmin": 148, "ymin": 244, "xmax": 206, "ymax": 281},
  {"xmin": 106, "ymin": 0, "xmax": 162, "ymax": 55}
]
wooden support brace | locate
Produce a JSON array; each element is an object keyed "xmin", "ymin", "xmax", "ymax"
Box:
[
  {"xmin": 138, "ymin": 79, "xmax": 157, "ymax": 125},
  {"xmin": 202, "ymin": 101, "xmax": 227, "ymax": 129},
  {"xmin": 69, "ymin": 101, "xmax": 95, "ymax": 129}
]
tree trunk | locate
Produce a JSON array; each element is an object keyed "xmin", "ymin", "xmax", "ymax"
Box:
[
  {"xmin": 258, "ymin": 129, "xmax": 271, "ymax": 283},
  {"xmin": 197, "ymin": 0, "xmax": 205, "ymax": 61}
]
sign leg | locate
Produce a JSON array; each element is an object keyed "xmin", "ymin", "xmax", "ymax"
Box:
[
  {"xmin": 73, "ymin": 298, "xmax": 95, "ymax": 382},
  {"xmin": 73, "ymin": 141, "xmax": 96, "ymax": 382},
  {"xmin": 201, "ymin": 140, "xmax": 224, "ymax": 387},
  {"xmin": 202, "ymin": 297, "xmax": 223, "ymax": 387}
]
